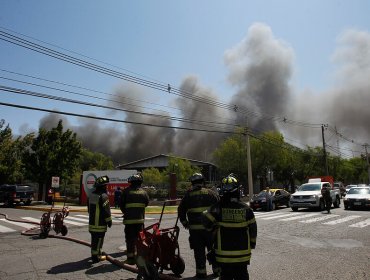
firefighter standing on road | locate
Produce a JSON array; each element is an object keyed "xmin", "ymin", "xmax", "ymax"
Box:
[
  {"xmin": 120, "ymin": 173, "xmax": 149, "ymax": 265},
  {"xmin": 202, "ymin": 174, "xmax": 257, "ymax": 280},
  {"xmin": 178, "ymin": 173, "xmax": 219, "ymax": 279},
  {"xmin": 88, "ymin": 175, "xmax": 112, "ymax": 263},
  {"xmin": 321, "ymin": 183, "xmax": 332, "ymax": 214}
]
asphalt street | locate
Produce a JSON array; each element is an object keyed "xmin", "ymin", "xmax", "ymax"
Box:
[{"xmin": 0, "ymin": 204, "xmax": 369, "ymax": 279}]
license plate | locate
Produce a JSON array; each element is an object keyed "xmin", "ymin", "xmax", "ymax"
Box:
[{"xmin": 354, "ymin": 202, "xmax": 361, "ymax": 205}]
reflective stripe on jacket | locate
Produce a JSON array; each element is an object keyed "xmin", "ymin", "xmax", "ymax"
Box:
[
  {"xmin": 178, "ymin": 187, "xmax": 219, "ymax": 230},
  {"xmin": 203, "ymin": 200, "xmax": 257, "ymax": 264},
  {"xmin": 88, "ymin": 192, "xmax": 112, "ymax": 233},
  {"xmin": 120, "ymin": 187, "xmax": 149, "ymax": 225}
]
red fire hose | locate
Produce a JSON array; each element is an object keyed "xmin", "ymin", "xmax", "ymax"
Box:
[{"xmin": 0, "ymin": 212, "xmax": 180, "ymax": 280}]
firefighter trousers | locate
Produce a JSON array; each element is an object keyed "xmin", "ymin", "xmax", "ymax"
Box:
[
  {"xmin": 124, "ymin": 224, "xmax": 143, "ymax": 261},
  {"xmin": 90, "ymin": 231, "xmax": 106, "ymax": 258},
  {"xmin": 220, "ymin": 263, "xmax": 249, "ymax": 280},
  {"xmin": 189, "ymin": 230, "xmax": 214, "ymax": 276}
]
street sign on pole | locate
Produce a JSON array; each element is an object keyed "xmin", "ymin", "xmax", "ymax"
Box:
[{"xmin": 51, "ymin": 176, "xmax": 60, "ymax": 189}]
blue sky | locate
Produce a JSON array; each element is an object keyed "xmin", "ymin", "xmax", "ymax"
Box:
[{"xmin": 1, "ymin": 0, "xmax": 369, "ymax": 161}]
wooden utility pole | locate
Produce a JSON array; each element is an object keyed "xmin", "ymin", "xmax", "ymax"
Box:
[
  {"xmin": 364, "ymin": 144, "xmax": 370, "ymax": 184},
  {"xmin": 245, "ymin": 127, "xmax": 254, "ymax": 201},
  {"xmin": 321, "ymin": 124, "xmax": 329, "ymax": 175}
]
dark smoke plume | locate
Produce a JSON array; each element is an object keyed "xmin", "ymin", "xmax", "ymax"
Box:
[
  {"xmin": 224, "ymin": 23, "xmax": 294, "ymax": 131},
  {"xmin": 38, "ymin": 24, "xmax": 370, "ymax": 163}
]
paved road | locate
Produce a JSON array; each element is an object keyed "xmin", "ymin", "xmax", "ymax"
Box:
[{"xmin": 0, "ymin": 205, "xmax": 369, "ymax": 279}]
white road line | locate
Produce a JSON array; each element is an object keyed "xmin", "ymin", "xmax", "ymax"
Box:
[
  {"xmin": 75, "ymin": 214, "xmax": 89, "ymax": 218},
  {"xmin": 279, "ymin": 213, "xmax": 320, "ymax": 221},
  {"xmin": 254, "ymin": 212, "xmax": 293, "ymax": 218},
  {"xmin": 0, "ymin": 218, "xmax": 36, "ymax": 229},
  {"xmin": 349, "ymin": 218, "xmax": 370, "ymax": 228},
  {"xmin": 300, "ymin": 215, "xmax": 340, "ymax": 223},
  {"xmin": 0, "ymin": 224, "xmax": 16, "ymax": 233},
  {"xmin": 261, "ymin": 213, "xmax": 302, "ymax": 220},
  {"xmin": 67, "ymin": 216, "xmax": 121, "ymax": 224},
  {"xmin": 22, "ymin": 217, "xmax": 40, "ymax": 223},
  {"xmin": 61, "ymin": 219, "xmax": 87, "ymax": 226},
  {"xmin": 65, "ymin": 216, "xmax": 89, "ymax": 223},
  {"xmin": 322, "ymin": 215, "xmax": 361, "ymax": 225}
]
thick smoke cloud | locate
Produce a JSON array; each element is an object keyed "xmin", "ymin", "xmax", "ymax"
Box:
[
  {"xmin": 224, "ymin": 23, "xmax": 294, "ymax": 131},
  {"xmin": 39, "ymin": 24, "xmax": 370, "ymax": 164}
]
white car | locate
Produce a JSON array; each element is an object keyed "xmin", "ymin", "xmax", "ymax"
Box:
[
  {"xmin": 343, "ymin": 186, "xmax": 370, "ymax": 210},
  {"xmin": 290, "ymin": 181, "xmax": 341, "ymax": 211}
]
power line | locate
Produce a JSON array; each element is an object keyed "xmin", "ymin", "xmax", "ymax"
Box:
[{"xmin": 0, "ymin": 28, "xmax": 324, "ymax": 129}]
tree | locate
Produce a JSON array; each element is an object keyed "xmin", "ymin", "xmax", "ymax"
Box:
[
  {"xmin": 23, "ymin": 120, "xmax": 82, "ymax": 200},
  {"xmin": 164, "ymin": 155, "xmax": 200, "ymax": 182},
  {"xmin": 78, "ymin": 148, "xmax": 114, "ymax": 171},
  {"xmin": 142, "ymin": 167, "xmax": 164, "ymax": 186},
  {"xmin": 0, "ymin": 119, "xmax": 34, "ymax": 184}
]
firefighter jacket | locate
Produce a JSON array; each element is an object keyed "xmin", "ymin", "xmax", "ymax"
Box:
[
  {"xmin": 178, "ymin": 187, "xmax": 219, "ymax": 230},
  {"xmin": 88, "ymin": 191, "xmax": 112, "ymax": 233},
  {"xmin": 202, "ymin": 199, "xmax": 257, "ymax": 264},
  {"xmin": 120, "ymin": 186, "xmax": 149, "ymax": 225}
]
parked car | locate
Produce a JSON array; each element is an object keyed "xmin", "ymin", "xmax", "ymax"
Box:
[
  {"xmin": 344, "ymin": 184, "xmax": 357, "ymax": 196},
  {"xmin": 250, "ymin": 188, "xmax": 290, "ymax": 211},
  {"xmin": 0, "ymin": 184, "xmax": 34, "ymax": 207},
  {"xmin": 343, "ymin": 186, "xmax": 370, "ymax": 210},
  {"xmin": 334, "ymin": 182, "xmax": 346, "ymax": 198}
]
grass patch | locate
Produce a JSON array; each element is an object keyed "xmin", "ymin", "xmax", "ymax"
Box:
[{"xmin": 146, "ymin": 205, "xmax": 178, "ymax": 213}]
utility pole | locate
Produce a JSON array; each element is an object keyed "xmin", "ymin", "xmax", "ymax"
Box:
[
  {"xmin": 321, "ymin": 124, "xmax": 329, "ymax": 175},
  {"xmin": 245, "ymin": 126, "xmax": 254, "ymax": 201},
  {"xmin": 364, "ymin": 144, "xmax": 370, "ymax": 184}
]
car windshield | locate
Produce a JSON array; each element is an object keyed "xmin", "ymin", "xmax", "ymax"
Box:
[
  {"xmin": 347, "ymin": 188, "xmax": 370, "ymax": 195},
  {"xmin": 298, "ymin": 184, "xmax": 321, "ymax": 191},
  {"xmin": 256, "ymin": 191, "xmax": 275, "ymax": 197},
  {"xmin": 16, "ymin": 185, "xmax": 33, "ymax": 192}
]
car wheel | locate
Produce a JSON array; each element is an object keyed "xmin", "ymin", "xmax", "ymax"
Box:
[
  {"xmin": 24, "ymin": 200, "xmax": 31, "ymax": 206},
  {"xmin": 291, "ymin": 207, "xmax": 298, "ymax": 211}
]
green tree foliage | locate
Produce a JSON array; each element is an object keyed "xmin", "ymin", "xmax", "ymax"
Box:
[
  {"xmin": 23, "ymin": 120, "xmax": 82, "ymax": 200},
  {"xmin": 142, "ymin": 167, "xmax": 164, "ymax": 186},
  {"xmin": 213, "ymin": 129, "xmax": 369, "ymax": 190},
  {"xmin": 164, "ymin": 155, "xmax": 200, "ymax": 182},
  {"xmin": 78, "ymin": 148, "xmax": 114, "ymax": 171},
  {"xmin": 0, "ymin": 119, "xmax": 34, "ymax": 184}
]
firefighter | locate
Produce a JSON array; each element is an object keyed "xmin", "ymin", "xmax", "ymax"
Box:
[
  {"xmin": 202, "ymin": 174, "xmax": 257, "ymax": 280},
  {"xmin": 88, "ymin": 175, "xmax": 112, "ymax": 263},
  {"xmin": 120, "ymin": 173, "xmax": 149, "ymax": 265},
  {"xmin": 321, "ymin": 183, "xmax": 332, "ymax": 214},
  {"xmin": 178, "ymin": 173, "xmax": 219, "ymax": 278}
]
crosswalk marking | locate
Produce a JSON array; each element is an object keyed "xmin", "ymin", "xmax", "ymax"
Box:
[
  {"xmin": 261, "ymin": 213, "xmax": 302, "ymax": 220},
  {"xmin": 22, "ymin": 217, "xmax": 40, "ymax": 223},
  {"xmin": 0, "ymin": 218, "xmax": 36, "ymax": 229},
  {"xmin": 300, "ymin": 215, "xmax": 340, "ymax": 223},
  {"xmin": 0, "ymin": 224, "xmax": 16, "ymax": 233},
  {"xmin": 1, "ymin": 212, "xmax": 369, "ymax": 233},
  {"xmin": 322, "ymin": 215, "xmax": 361, "ymax": 225},
  {"xmin": 279, "ymin": 213, "xmax": 320, "ymax": 221},
  {"xmin": 349, "ymin": 218, "xmax": 370, "ymax": 228}
]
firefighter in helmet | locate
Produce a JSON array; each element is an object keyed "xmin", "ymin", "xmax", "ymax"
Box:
[
  {"xmin": 202, "ymin": 174, "xmax": 257, "ymax": 280},
  {"xmin": 120, "ymin": 173, "xmax": 149, "ymax": 265},
  {"xmin": 88, "ymin": 175, "xmax": 112, "ymax": 263},
  {"xmin": 178, "ymin": 172, "xmax": 219, "ymax": 278}
]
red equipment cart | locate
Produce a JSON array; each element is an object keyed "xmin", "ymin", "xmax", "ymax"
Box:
[
  {"xmin": 136, "ymin": 199, "xmax": 185, "ymax": 280},
  {"xmin": 39, "ymin": 198, "xmax": 69, "ymax": 238}
]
